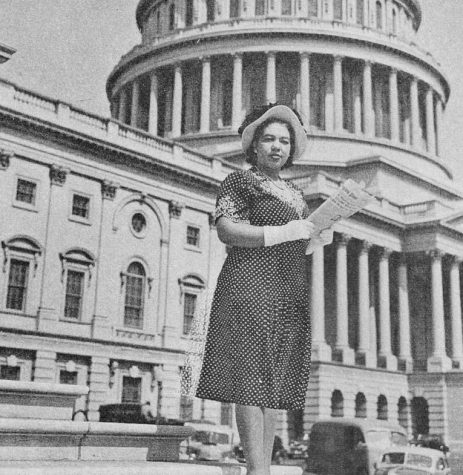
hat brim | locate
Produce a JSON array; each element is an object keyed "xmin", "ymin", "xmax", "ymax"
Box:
[{"xmin": 241, "ymin": 105, "xmax": 307, "ymax": 160}]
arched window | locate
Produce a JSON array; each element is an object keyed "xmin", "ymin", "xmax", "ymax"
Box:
[
  {"xmin": 398, "ymin": 396, "xmax": 408, "ymax": 429},
  {"xmin": 123, "ymin": 262, "xmax": 146, "ymax": 329},
  {"xmin": 333, "ymin": 0, "xmax": 342, "ymax": 20},
  {"xmin": 230, "ymin": 0, "xmax": 240, "ymax": 18},
  {"xmin": 255, "ymin": 0, "xmax": 265, "ymax": 15},
  {"xmin": 355, "ymin": 392, "xmax": 367, "ymax": 418},
  {"xmin": 308, "ymin": 0, "xmax": 318, "ymax": 17},
  {"xmin": 376, "ymin": 1, "xmax": 383, "ymax": 30},
  {"xmin": 411, "ymin": 397, "xmax": 429, "ymax": 436},
  {"xmin": 331, "ymin": 390, "xmax": 344, "ymax": 417},
  {"xmin": 356, "ymin": 0, "xmax": 364, "ymax": 25},
  {"xmin": 377, "ymin": 394, "xmax": 388, "ymax": 420},
  {"xmin": 169, "ymin": 4, "xmax": 175, "ymax": 30}
]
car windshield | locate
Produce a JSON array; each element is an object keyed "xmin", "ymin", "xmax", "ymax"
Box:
[
  {"xmin": 406, "ymin": 453, "xmax": 433, "ymax": 468},
  {"xmin": 381, "ymin": 452, "xmax": 405, "ymax": 464}
]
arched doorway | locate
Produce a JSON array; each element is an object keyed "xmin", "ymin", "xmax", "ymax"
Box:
[
  {"xmin": 411, "ymin": 397, "xmax": 429, "ymax": 436},
  {"xmin": 398, "ymin": 396, "xmax": 408, "ymax": 429},
  {"xmin": 331, "ymin": 390, "xmax": 344, "ymax": 417}
]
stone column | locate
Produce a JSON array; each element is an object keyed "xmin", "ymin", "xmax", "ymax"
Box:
[
  {"xmin": 335, "ymin": 234, "xmax": 355, "ymax": 364},
  {"xmin": 358, "ymin": 241, "xmax": 375, "ymax": 366},
  {"xmin": 118, "ymin": 88, "xmax": 128, "ymax": 123},
  {"xmin": 427, "ymin": 250, "xmax": 452, "ymax": 372},
  {"xmin": 172, "ymin": 63, "xmax": 183, "ymax": 137},
  {"xmin": 426, "ymin": 86, "xmax": 436, "ymax": 155},
  {"xmin": 450, "ymin": 257, "xmax": 463, "ymax": 367},
  {"xmin": 148, "ymin": 72, "xmax": 158, "ymax": 135},
  {"xmin": 397, "ymin": 255, "xmax": 412, "ymax": 371},
  {"xmin": 362, "ymin": 60, "xmax": 374, "ymax": 137},
  {"xmin": 200, "ymin": 56, "xmax": 211, "ymax": 133},
  {"xmin": 378, "ymin": 249, "xmax": 397, "ymax": 370},
  {"xmin": 389, "ymin": 68, "xmax": 399, "ymax": 142},
  {"xmin": 232, "ymin": 53, "xmax": 243, "ymax": 129},
  {"xmin": 311, "ymin": 246, "xmax": 332, "ymax": 361},
  {"xmin": 87, "ymin": 357, "xmax": 110, "ymax": 421},
  {"xmin": 160, "ymin": 364, "xmax": 181, "ymax": 419},
  {"xmin": 130, "ymin": 80, "xmax": 140, "ymax": 128},
  {"xmin": 410, "ymin": 76, "xmax": 420, "ymax": 148},
  {"xmin": 33, "ymin": 350, "xmax": 56, "ymax": 383},
  {"xmin": 333, "ymin": 55, "xmax": 343, "ymax": 132},
  {"xmin": 300, "ymin": 52, "xmax": 310, "ymax": 126},
  {"xmin": 266, "ymin": 52, "xmax": 277, "ymax": 104},
  {"xmin": 37, "ymin": 165, "xmax": 69, "ymax": 331}
]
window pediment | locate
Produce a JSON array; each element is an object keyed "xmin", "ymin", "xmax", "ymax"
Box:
[{"xmin": 2, "ymin": 236, "xmax": 43, "ymax": 275}]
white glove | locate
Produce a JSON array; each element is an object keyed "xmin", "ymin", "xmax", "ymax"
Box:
[
  {"xmin": 305, "ymin": 229, "xmax": 334, "ymax": 255},
  {"xmin": 264, "ymin": 220, "xmax": 315, "ymax": 247}
]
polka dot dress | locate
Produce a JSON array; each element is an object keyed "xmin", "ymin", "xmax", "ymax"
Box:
[{"xmin": 196, "ymin": 166, "xmax": 312, "ymax": 410}]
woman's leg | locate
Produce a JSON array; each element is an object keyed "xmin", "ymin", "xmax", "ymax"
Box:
[
  {"xmin": 235, "ymin": 404, "xmax": 266, "ymax": 475},
  {"xmin": 263, "ymin": 407, "xmax": 279, "ymax": 473}
]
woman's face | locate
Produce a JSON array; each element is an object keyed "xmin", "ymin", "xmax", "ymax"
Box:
[{"xmin": 253, "ymin": 121, "xmax": 291, "ymax": 174}]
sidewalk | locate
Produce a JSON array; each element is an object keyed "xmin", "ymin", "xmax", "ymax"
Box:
[{"xmin": 0, "ymin": 461, "xmax": 303, "ymax": 475}]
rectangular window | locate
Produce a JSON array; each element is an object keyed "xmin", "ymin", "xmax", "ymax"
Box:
[
  {"xmin": 183, "ymin": 293, "xmax": 197, "ymax": 334},
  {"xmin": 122, "ymin": 376, "xmax": 142, "ymax": 403},
  {"xmin": 124, "ymin": 275, "xmax": 144, "ymax": 328},
  {"xmin": 64, "ymin": 270, "xmax": 84, "ymax": 320},
  {"xmin": 6, "ymin": 259, "xmax": 29, "ymax": 311},
  {"xmin": 72, "ymin": 194, "xmax": 90, "ymax": 219},
  {"xmin": 308, "ymin": 0, "xmax": 318, "ymax": 16},
  {"xmin": 59, "ymin": 370, "xmax": 78, "ymax": 385},
  {"xmin": 16, "ymin": 179, "xmax": 36, "ymax": 205},
  {"xmin": 180, "ymin": 394, "xmax": 194, "ymax": 420},
  {"xmin": 0, "ymin": 366, "xmax": 20, "ymax": 380},
  {"xmin": 186, "ymin": 0, "xmax": 194, "ymax": 25},
  {"xmin": 255, "ymin": 0, "xmax": 265, "ymax": 15},
  {"xmin": 281, "ymin": 0, "xmax": 291, "ymax": 15},
  {"xmin": 230, "ymin": 0, "xmax": 240, "ymax": 18},
  {"xmin": 186, "ymin": 226, "xmax": 200, "ymax": 247}
]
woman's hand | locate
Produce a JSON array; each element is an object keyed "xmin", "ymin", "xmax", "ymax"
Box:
[
  {"xmin": 264, "ymin": 219, "xmax": 315, "ymax": 247},
  {"xmin": 305, "ymin": 228, "xmax": 334, "ymax": 254}
]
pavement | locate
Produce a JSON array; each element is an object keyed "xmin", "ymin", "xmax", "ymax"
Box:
[{"xmin": 0, "ymin": 461, "xmax": 303, "ymax": 475}]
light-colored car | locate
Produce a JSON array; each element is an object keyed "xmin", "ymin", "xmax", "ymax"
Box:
[{"xmin": 374, "ymin": 446, "xmax": 451, "ymax": 475}]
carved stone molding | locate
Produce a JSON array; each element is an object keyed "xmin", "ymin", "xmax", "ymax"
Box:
[
  {"xmin": 379, "ymin": 247, "xmax": 393, "ymax": 260},
  {"xmin": 49, "ymin": 165, "xmax": 69, "ymax": 186},
  {"xmin": 359, "ymin": 240, "xmax": 373, "ymax": 253},
  {"xmin": 0, "ymin": 149, "xmax": 13, "ymax": 170},
  {"xmin": 102, "ymin": 180, "xmax": 119, "ymax": 200},
  {"xmin": 169, "ymin": 201, "xmax": 184, "ymax": 219},
  {"xmin": 427, "ymin": 249, "xmax": 445, "ymax": 260}
]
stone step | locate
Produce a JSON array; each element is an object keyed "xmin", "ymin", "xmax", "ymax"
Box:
[{"xmin": 0, "ymin": 461, "xmax": 303, "ymax": 475}]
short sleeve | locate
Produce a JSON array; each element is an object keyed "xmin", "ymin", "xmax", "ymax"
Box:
[{"xmin": 215, "ymin": 171, "xmax": 251, "ymax": 224}]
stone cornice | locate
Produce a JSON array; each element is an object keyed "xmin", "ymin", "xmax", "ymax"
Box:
[{"xmin": 0, "ymin": 107, "xmax": 222, "ymax": 194}]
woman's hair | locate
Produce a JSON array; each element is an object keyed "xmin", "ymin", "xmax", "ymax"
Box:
[{"xmin": 238, "ymin": 104, "xmax": 303, "ymax": 169}]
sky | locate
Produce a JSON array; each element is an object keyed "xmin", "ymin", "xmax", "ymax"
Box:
[{"xmin": 1, "ymin": 0, "xmax": 463, "ymax": 179}]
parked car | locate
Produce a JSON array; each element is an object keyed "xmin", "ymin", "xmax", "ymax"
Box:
[
  {"xmin": 181, "ymin": 422, "xmax": 238, "ymax": 461},
  {"xmin": 410, "ymin": 434, "xmax": 450, "ymax": 454},
  {"xmin": 304, "ymin": 418, "xmax": 408, "ymax": 475},
  {"xmin": 374, "ymin": 446, "xmax": 451, "ymax": 475}
]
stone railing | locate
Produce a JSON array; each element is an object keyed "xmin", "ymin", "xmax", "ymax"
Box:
[
  {"xmin": 118, "ymin": 15, "xmax": 439, "ymax": 72},
  {"xmin": 0, "ymin": 79, "xmax": 237, "ymax": 183}
]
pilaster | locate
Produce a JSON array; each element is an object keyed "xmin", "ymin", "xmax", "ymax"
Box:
[
  {"xmin": 87, "ymin": 357, "xmax": 110, "ymax": 421},
  {"xmin": 33, "ymin": 350, "xmax": 56, "ymax": 383},
  {"xmin": 266, "ymin": 51, "xmax": 276, "ymax": 104}
]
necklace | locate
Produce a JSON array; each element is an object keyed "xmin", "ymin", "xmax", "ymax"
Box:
[{"xmin": 255, "ymin": 167, "xmax": 287, "ymax": 189}]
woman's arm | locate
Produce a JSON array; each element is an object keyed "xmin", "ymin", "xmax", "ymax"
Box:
[
  {"xmin": 216, "ymin": 216, "xmax": 315, "ymax": 248},
  {"xmin": 216, "ymin": 216, "xmax": 265, "ymax": 248}
]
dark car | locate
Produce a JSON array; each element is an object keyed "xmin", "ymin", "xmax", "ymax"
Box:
[
  {"xmin": 410, "ymin": 434, "xmax": 450, "ymax": 454},
  {"xmin": 305, "ymin": 419, "xmax": 408, "ymax": 475}
]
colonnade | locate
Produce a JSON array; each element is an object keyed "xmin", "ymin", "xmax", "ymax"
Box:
[
  {"xmin": 116, "ymin": 51, "xmax": 443, "ymax": 156},
  {"xmin": 310, "ymin": 234, "xmax": 461, "ymax": 373}
]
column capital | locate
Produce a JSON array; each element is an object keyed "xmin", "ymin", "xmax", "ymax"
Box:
[
  {"xmin": 359, "ymin": 240, "xmax": 373, "ymax": 253},
  {"xmin": 363, "ymin": 59, "xmax": 372, "ymax": 68},
  {"xmin": 334, "ymin": 55, "xmax": 344, "ymax": 63},
  {"xmin": 174, "ymin": 62, "xmax": 182, "ymax": 72},
  {"xmin": 169, "ymin": 200, "xmax": 184, "ymax": 219},
  {"xmin": 379, "ymin": 247, "xmax": 393, "ymax": 259},
  {"xmin": 389, "ymin": 67, "xmax": 398, "ymax": 75},
  {"xmin": 101, "ymin": 180, "xmax": 120, "ymax": 201},
  {"xmin": 0, "ymin": 149, "xmax": 13, "ymax": 170},
  {"xmin": 398, "ymin": 253, "xmax": 409, "ymax": 266},
  {"xmin": 335, "ymin": 233, "xmax": 351, "ymax": 246},
  {"xmin": 427, "ymin": 249, "xmax": 444, "ymax": 260},
  {"xmin": 410, "ymin": 75, "xmax": 418, "ymax": 85},
  {"xmin": 450, "ymin": 255, "xmax": 463, "ymax": 266},
  {"xmin": 265, "ymin": 51, "xmax": 276, "ymax": 58},
  {"xmin": 299, "ymin": 51, "xmax": 311, "ymax": 59},
  {"xmin": 233, "ymin": 52, "xmax": 243, "ymax": 60},
  {"xmin": 49, "ymin": 164, "xmax": 69, "ymax": 186},
  {"xmin": 199, "ymin": 55, "xmax": 211, "ymax": 63}
]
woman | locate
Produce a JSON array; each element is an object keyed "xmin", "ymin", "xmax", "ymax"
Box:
[{"xmin": 195, "ymin": 104, "xmax": 331, "ymax": 475}]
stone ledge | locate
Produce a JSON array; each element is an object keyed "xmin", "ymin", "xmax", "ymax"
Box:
[{"xmin": 0, "ymin": 419, "xmax": 194, "ymax": 462}]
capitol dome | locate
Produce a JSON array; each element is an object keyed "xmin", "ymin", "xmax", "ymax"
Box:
[{"xmin": 107, "ymin": 0, "xmax": 449, "ymax": 182}]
